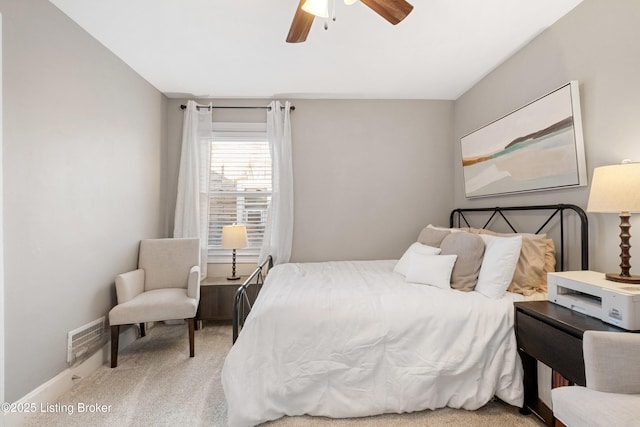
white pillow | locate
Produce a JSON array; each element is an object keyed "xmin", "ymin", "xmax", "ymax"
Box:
[
  {"xmin": 394, "ymin": 242, "xmax": 441, "ymax": 276},
  {"xmin": 406, "ymin": 253, "xmax": 458, "ymax": 289},
  {"xmin": 475, "ymin": 234, "xmax": 523, "ymax": 299}
]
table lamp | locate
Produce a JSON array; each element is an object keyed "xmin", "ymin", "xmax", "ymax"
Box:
[
  {"xmin": 587, "ymin": 161, "xmax": 640, "ymax": 284},
  {"xmin": 222, "ymin": 224, "xmax": 248, "ymax": 280}
]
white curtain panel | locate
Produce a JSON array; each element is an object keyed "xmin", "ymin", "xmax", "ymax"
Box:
[
  {"xmin": 174, "ymin": 100, "xmax": 212, "ymax": 279},
  {"xmin": 259, "ymin": 101, "xmax": 294, "ymax": 265}
]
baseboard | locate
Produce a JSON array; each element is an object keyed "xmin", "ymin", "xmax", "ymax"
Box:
[{"xmin": 3, "ymin": 325, "xmax": 138, "ymax": 426}]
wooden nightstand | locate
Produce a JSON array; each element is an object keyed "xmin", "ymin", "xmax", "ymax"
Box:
[
  {"xmin": 197, "ymin": 276, "xmax": 259, "ymax": 322},
  {"xmin": 514, "ymin": 300, "xmax": 627, "ymax": 426}
]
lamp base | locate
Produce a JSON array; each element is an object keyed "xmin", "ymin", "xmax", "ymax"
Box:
[
  {"xmin": 227, "ymin": 248, "xmax": 241, "ymax": 281},
  {"xmin": 605, "ymin": 273, "xmax": 640, "ymax": 284}
]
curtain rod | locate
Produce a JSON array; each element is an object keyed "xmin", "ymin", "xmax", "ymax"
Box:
[{"xmin": 180, "ymin": 104, "xmax": 295, "ymax": 111}]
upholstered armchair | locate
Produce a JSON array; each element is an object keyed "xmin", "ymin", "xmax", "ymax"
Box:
[
  {"xmin": 551, "ymin": 330, "xmax": 640, "ymax": 427},
  {"xmin": 109, "ymin": 238, "xmax": 201, "ymax": 368}
]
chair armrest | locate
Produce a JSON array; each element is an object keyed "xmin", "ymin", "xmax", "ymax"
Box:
[
  {"xmin": 187, "ymin": 265, "xmax": 200, "ymax": 300},
  {"xmin": 584, "ymin": 330, "xmax": 640, "ymax": 393},
  {"xmin": 115, "ymin": 269, "xmax": 145, "ymax": 304}
]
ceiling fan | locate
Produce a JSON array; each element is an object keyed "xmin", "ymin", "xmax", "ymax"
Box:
[{"xmin": 286, "ymin": 0, "xmax": 414, "ymax": 43}]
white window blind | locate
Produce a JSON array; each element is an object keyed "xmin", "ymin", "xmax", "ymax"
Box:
[{"xmin": 209, "ymin": 123, "xmax": 271, "ymax": 262}]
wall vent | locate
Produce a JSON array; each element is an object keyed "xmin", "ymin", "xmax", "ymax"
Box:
[{"xmin": 67, "ymin": 316, "xmax": 107, "ymax": 365}]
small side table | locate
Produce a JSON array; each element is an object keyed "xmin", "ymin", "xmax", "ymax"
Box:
[{"xmin": 196, "ymin": 276, "xmax": 248, "ymax": 323}]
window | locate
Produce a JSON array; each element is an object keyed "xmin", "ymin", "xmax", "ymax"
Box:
[{"xmin": 209, "ymin": 123, "xmax": 271, "ymax": 262}]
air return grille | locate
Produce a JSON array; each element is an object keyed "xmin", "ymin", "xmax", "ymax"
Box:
[{"xmin": 67, "ymin": 317, "xmax": 107, "ymax": 365}]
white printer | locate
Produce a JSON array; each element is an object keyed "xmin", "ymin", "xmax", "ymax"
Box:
[{"xmin": 547, "ymin": 270, "xmax": 640, "ymax": 331}]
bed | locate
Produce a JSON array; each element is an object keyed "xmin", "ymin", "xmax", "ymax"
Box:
[{"xmin": 222, "ymin": 205, "xmax": 588, "ymax": 427}]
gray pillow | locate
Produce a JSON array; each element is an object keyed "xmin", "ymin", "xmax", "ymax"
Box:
[
  {"xmin": 417, "ymin": 227, "xmax": 451, "ymax": 248},
  {"xmin": 440, "ymin": 232, "xmax": 485, "ymax": 291}
]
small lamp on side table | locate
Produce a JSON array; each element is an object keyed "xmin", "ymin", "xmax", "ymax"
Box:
[
  {"xmin": 222, "ymin": 224, "xmax": 248, "ymax": 280},
  {"xmin": 587, "ymin": 161, "xmax": 640, "ymax": 284}
]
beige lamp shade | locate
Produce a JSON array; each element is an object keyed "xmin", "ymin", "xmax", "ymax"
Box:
[
  {"xmin": 587, "ymin": 163, "xmax": 640, "ymax": 214},
  {"xmin": 222, "ymin": 224, "xmax": 248, "ymax": 250}
]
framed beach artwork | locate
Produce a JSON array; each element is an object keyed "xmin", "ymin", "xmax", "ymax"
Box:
[{"xmin": 460, "ymin": 81, "xmax": 587, "ymax": 198}]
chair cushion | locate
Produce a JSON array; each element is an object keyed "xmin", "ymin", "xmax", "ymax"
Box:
[
  {"xmin": 552, "ymin": 386, "xmax": 640, "ymax": 427},
  {"xmin": 139, "ymin": 238, "xmax": 200, "ymax": 291},
  {"xmin": 108, "ymin": 288, "xmax": 198, "ymax": 326},
  {"xmin": 584, "ymin": 330, "xmax": 640, "ymax": 393}
]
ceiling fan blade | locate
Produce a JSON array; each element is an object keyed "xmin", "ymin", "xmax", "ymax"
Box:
[
  {"xmin": 287, "ymin": 0, "xmax": 315, "ymax": 43},
  {"xmin": 360, "ymin": 0, "xmax": 413, "ymax": 25}
]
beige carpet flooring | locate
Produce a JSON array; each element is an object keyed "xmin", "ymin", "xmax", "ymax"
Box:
[{"xmin": 24, "ymin": 322, "xmax": 544, "ymax": 426}]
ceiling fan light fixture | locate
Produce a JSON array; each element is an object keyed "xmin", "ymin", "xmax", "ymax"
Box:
[
  {"xmin": 301, "ymin": 0, "xmax": 329, "ymax": 18},
  {"xmin": 288, "ymin": 0, "xmax": 413, "ymax": 43}
]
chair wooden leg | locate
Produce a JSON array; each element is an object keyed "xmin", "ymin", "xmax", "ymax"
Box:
[
  {"xmin": 110, "ymin": 325, "xmax": 120, "ymax": 368},
  {"xmin": 188, "ymin": 318, "xmax": 195, "ymax": 357},
  {"xmin": 139, "ymin": 322, "xmax": 146, "ymax": 337}
]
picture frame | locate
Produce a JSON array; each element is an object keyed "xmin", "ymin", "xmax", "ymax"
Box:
[{"xmin": 460, "ymin": 81, "xmax": 587, "ymax": 198}]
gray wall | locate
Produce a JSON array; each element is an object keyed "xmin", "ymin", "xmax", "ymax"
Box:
[
  {"xmin": 165, "ymin": 98, "xmax": 454, "ymax": 265},
  {"xmin": 290, "ymin": 99, "xmax": 453, "ymax": 261},
  {"xmin": 453, "ymin": 0, "xmax": 640, "ymax": 274},
  {"xmin": 1, "ymin": 0, "xmax": 167, "ymax": 401}
]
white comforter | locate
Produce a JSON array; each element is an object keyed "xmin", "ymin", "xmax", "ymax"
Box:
[{"xmin": 222, "ymin": 260, "xmax": 525, "ymax": 427}]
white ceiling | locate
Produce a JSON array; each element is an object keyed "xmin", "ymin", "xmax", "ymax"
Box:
[{"xmin": 49, "ymin": 0, "xmax": 583, "ymax": 100}]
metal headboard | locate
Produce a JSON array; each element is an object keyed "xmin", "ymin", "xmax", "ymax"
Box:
[{"xmin": 449, "ymin": 204, "xmax": 588, "ymax": 272}]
